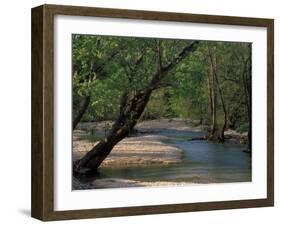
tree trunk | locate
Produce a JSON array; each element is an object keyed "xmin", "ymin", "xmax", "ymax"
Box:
[
  {"xmin": 208, "ymin": 50, "xmax": 217, "ymax": 138},
  {"xmin": 72, "ymin": 95, "xmax": 91, "ymax": 130},
  {"xmin": 74, "ymin": 41, "xmax": 199, "ymax": 175},
  {"xmin": 239, "ymin": 45, "xmax": 252, "ymax": 152},
  {"xmin": 246, "ymin": 44, "xmax": 252, "ymax": 152},
  {"xmin": 207, "ymin": 70, "xmax": 213, "ymax": 126},
  {"xmin": 73, "ymin": 89, "xmax": 152, "ymax": 174},
  {"xmin": 211, "ymin": 52, "xmax": 227, "ymax": 142},
  {"xmin": 211, "ymin": 69, "xmax": 217, "ymax": 136},
  {"xmin": 215, "ymin": 66, "xmax": 227, "ymax": 142}
]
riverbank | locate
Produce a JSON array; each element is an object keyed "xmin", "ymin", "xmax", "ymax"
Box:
[
  {"xmin": 73, "ymin": 127, "xmax": 184, "ymax": 168},
  {"xmin": 73, "ymin": 177, "xmax": 192, "ymax": 189},
  {"xmin": 73, "ymin": 118, "xmax": 249, "ymax": 189},
  {"xmin": 73, "ymin": 119, "xmax": 195, "ymax": 189}
]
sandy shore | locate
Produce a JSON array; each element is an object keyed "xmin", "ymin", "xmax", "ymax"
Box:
[
  {"xmin": 73, "ymin": 134, "xmax": 184, "ymax": 168},
  {"xmin": 73, "ymin": 177, "xmax": 192, "ymax": 190},
  {"xmin": 73, "ymin": 119, "xmax": 189, "ymax": 168},
  {"xmin": 73, "ymin": 119, "xmax": 193, "ymax": 189}
]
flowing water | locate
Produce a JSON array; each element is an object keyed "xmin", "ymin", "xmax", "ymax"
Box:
[{"xmin": 98, "ymin": 129, "xmax": 251, "ymax": 184}]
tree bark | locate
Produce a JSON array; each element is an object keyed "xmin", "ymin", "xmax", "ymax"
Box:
[
  {"xmin": 74, "ymin": 89, "xmax": 153, "ymax": 174},
  {"xmin": 73, "ymin": 41, "xmax": 199, "ymax": 175},
  {"xmin": 73, "ymin": 95, "xmax": 91, "ymax": 130},
  {"xmin": 211, "ymin": 69, "xmax": 217, "ymax": 136},
  {"xmin": 209, "ymin": 50, "xmax": 227, "ymax": 141},
  {"xmin": 246, "ymin": 44, "xmax": 252, "ymax": 152},
  {"xmin": 207, "ymin": 49, "xmax": 217, "ymax": 138},
  {"xmin": 214, "ymin": 58, "xmax": 227, "ymax": 142},
  {"xmin": 207, "ymin": 70, "xmax": 213, "ymax": 126},
  {"xmin": 239, "ymin": 45, "xmax": 252, "ymax": 152}
]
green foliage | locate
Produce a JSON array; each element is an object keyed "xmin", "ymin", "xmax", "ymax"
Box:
[
  {"xmin": 142, "ymin": 89, "xmax": 171, "ymax": 119},
  {"xmin": 72, "ymin": 34, "xmax": 251, "ymax": 134},
  {"xmin": 237, "ymin": 123, "xmax": 249, "ymax": 133}
]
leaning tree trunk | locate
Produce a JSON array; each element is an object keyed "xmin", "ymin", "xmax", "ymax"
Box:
[
  {"xmin": 73, "ymin": 95, "xmax": 91, "ymax": 130},
  {"xmin": 73, "ymin": 41, "xmax": 199, "ymax": 175},
  {"xmin": 73, "ymin": 90, "xmax": 152, "ymax": 174}
]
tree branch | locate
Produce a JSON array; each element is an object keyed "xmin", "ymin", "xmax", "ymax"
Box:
[{"xmin": 148, "ymin": 41, "xmax": 199, "ymax": 90}]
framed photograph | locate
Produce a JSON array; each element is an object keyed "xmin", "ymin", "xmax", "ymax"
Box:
[{"xmin": 31, "ymin": 4, "xmax": 274, "ymax": 221}]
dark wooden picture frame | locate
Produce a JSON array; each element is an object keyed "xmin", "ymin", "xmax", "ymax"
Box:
[{"xmin": 31, "ymin": 4, "xmax": 274, "ymax": 221}]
